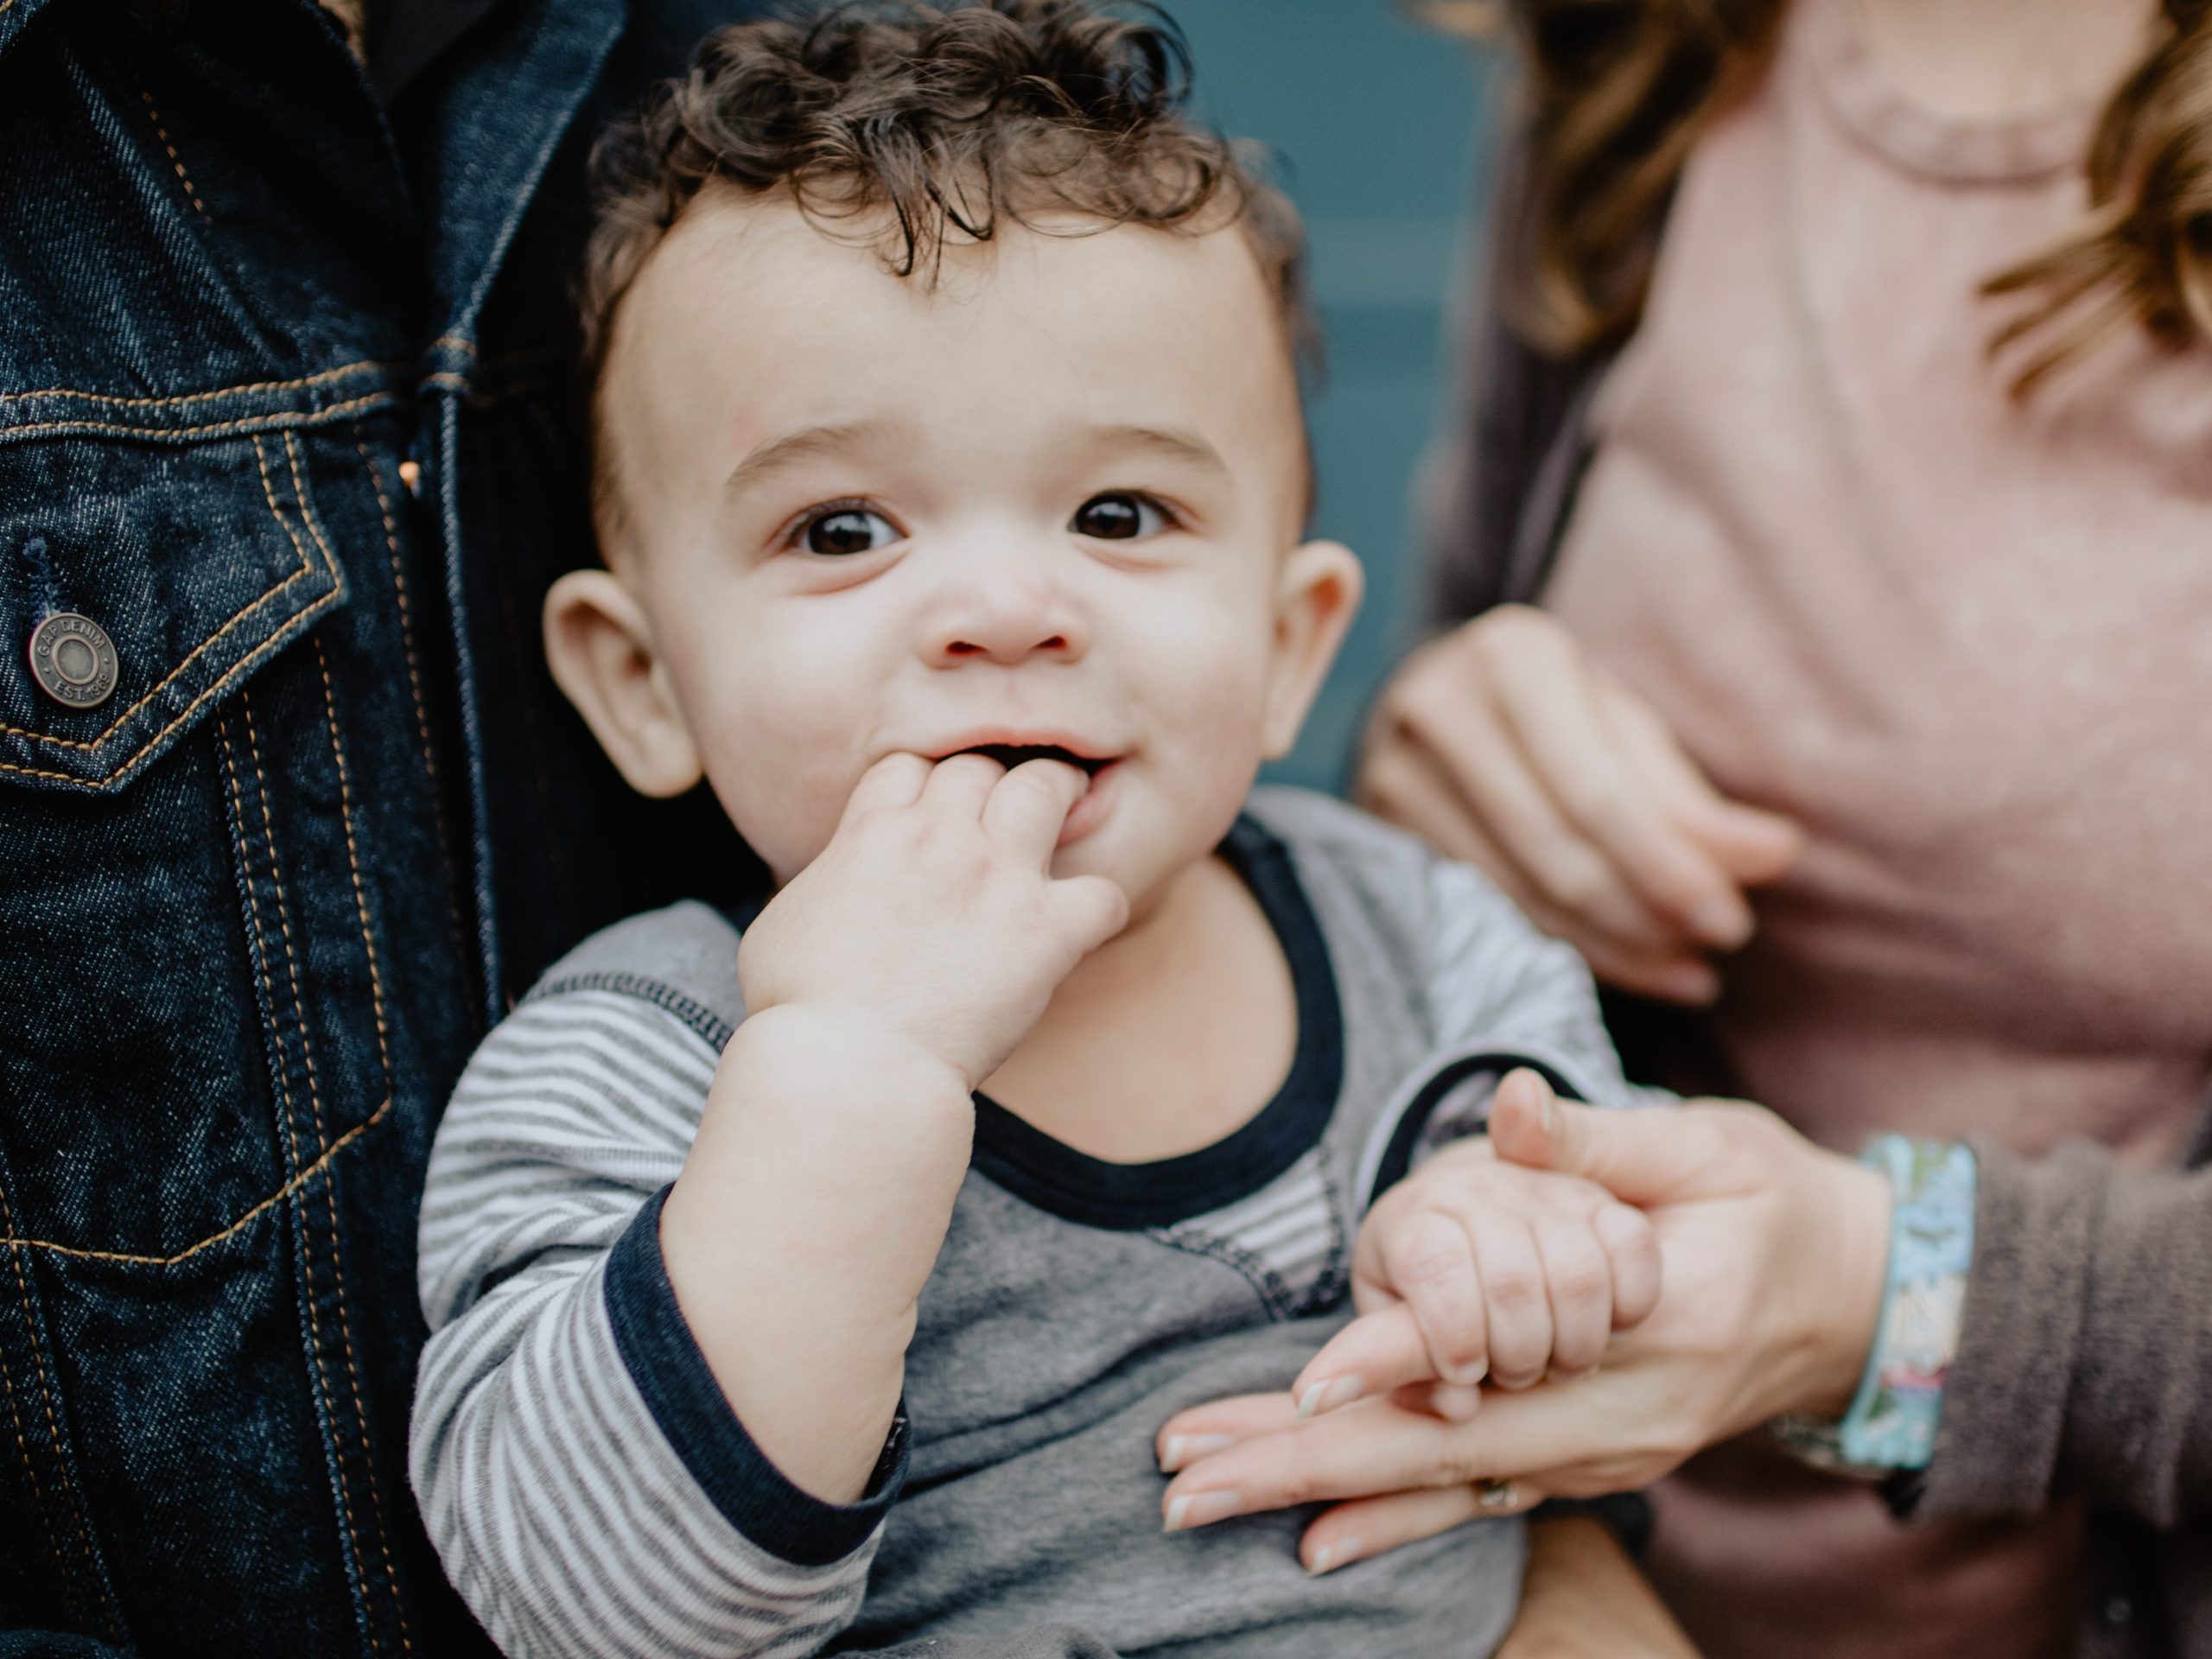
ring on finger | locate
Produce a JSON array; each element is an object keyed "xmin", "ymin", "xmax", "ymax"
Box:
[{"xmin": 1475, "ymin": 1478, "xmax": 1519, "ymax": 1512}]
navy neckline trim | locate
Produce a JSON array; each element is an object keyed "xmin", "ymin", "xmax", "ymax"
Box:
[{"xmin": 969, "ymin": 815, "xmax": 1345, "ymax": 1231}]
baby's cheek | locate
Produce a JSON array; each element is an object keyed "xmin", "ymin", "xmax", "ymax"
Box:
[{"xmin": 699, "ymin": 728, "xmax": 855, "ymax": 885}]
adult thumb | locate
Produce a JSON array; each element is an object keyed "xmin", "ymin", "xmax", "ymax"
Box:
[{"xmin": 1489, "ymin": 1070, "xmax": 1720, "ymax": 1206}]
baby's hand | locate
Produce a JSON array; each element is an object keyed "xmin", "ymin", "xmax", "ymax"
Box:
[
  {"xmin": 738, "ymin": 752, "xmax": 1130, "ymax": 1089},
  {"xmin": 1295, "ymin": 1071, "xmax": 1662, "ymax": 1420}
]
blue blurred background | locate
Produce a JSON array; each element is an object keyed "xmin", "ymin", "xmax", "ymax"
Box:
[{"xmin": 1167, "ymin": 1, "xmax": 1497, "ymax": 791}]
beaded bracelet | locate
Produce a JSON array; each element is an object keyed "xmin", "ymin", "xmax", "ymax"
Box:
[{"xmin": 1771, "ymin": 1135, "xmax": 1976, "ymax": 1475}]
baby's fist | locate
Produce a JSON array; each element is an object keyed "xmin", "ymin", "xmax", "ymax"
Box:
[
  {"xmin": 738, "ymin": 752, "xmax": 1128, "ymax": 1089},
  {"xmin": 1295, "ymin": 1071, "xmax": 1662, "ymax": 1417}
]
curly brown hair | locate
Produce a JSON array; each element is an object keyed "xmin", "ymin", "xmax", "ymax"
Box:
[
  {"xmin": 579, "ymin": 0, "xmax": 1312, "ymax": 381},
  {"xmin": 1422, "ymin": 0, "xmax": 2212, "ymax": 396}
]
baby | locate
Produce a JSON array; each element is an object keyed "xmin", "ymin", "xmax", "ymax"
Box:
[{"xmin": 410, "ymin": 4, "xmax": 1657, "ymax": 1656}]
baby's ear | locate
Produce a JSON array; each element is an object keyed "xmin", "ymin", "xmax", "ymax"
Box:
[
  {"xmin": 1262, "ymin": 539, "xmax": 1364, "ymax": 760},
  {"xmin": 543, "ymin": 569, "xmax": 705, "ymax": 798}
]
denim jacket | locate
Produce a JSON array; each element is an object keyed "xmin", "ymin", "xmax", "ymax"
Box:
[{"xmin": 0, "ymin": 1, "xmax": 758, "ymax": 1650}]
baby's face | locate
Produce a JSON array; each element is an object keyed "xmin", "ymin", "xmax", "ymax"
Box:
[{"xmin": 575, "ymin": 191, "xmax": 1357, "ymax": 908}]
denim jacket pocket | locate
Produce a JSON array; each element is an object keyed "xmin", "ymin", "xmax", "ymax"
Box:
[
  {"xmin": 0, "ymin": 373, "xmax": 398, "ymax": 794},
  {"xmin": 0, "ymin": 384, "xmax": 406, "ymax": 1268}
]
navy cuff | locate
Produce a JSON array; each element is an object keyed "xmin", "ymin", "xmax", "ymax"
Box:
[{"xmin": 604, "ymin": 1186, "xmax": 908, "ymax": 1567}]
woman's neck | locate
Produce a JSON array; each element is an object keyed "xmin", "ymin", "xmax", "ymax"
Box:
[{"xmin": 1854, "ymin": 0, "xmax": 2158, "ymax": 119}]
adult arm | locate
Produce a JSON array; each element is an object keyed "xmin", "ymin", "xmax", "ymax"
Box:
[
  {"xmin": 1919, "ymin": 1137, "xmax": 2212, "ymax": 1528},
  {"xmin": 1498, "ymin": 1516, "xmax": 1700, "ymax": 1659}
]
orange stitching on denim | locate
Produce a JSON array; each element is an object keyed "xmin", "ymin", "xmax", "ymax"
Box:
[
  {"xmin": 0, "ymin": 1198, "xmax": 82, "ymax": 1627},
  {"xmin": 0, "ymin": 391, "xmax": 398, "ymax": 443},
  {"xmin": 0, "ymin": 1104, "xmax": 390, "ymax": 1266},
  {"xmin": 136, "ymin": 83, "xmax": 207, "ymax": 221},
  {"xmin": 243, "ymin": 689, "xmax": 410, "ymax": 1649},
  {"xmin": 0, "ymin": 433, "xmax": 322, "ymax": 749},
  {"xmin": 226, "ymin": 702, "xmax": 384, "ymax": 1656},
  {"xmin": 307, "ymin": 635, "xmax": 414, "ymax": 1645},
  {"xmin": 0, "ymin": 1185, "xmax": 118, "ymax": 1638},
  {"xmin": 0, "ymin": 591, "xmax": 341, "ymax": 788},
  {"xmin": 310, "ymin": 640, "xmax": 391, "ymax": 1093},
  {"xmin": 0, "ymin": 362, "xmax": 402, "ymax": 412}
]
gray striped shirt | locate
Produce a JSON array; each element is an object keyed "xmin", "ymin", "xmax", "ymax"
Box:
[{"xmin": 411, "ymin": 788, "xmax": 1637, "ymax": 1659}]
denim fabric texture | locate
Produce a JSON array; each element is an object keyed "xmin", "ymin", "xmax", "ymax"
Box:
[{"xmin": 0, "ymin": 0, "xmax": 762, "ymax": 1649}]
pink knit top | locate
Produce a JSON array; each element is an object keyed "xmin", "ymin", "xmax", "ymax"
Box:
[{"xmin": 1544, "ymin": 0, "xmax": 2212, "ymax": 1652}]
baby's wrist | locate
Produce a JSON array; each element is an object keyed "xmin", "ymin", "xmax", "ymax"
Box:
[{"xmin": 733, "ymin": 1000, "xmax": 977, "ymax": 1109}]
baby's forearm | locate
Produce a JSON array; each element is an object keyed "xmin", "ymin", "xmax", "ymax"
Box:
[{"xmin": 660, "ymin": 1002, "xmax": 977, "ymax": 1503}]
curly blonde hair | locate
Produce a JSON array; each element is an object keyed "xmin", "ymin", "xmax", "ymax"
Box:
[{"xmin": 1422, "ymin": 0, "xmax": 2212, "ymax": 394}]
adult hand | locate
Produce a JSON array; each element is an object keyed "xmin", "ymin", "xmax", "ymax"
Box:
[
  {"xmin": 1498, "ymin": 1516, "xmax": 1700, "ymax": 1659},
  {"xmin": 1154, "ymin": 1078, "xmax": 1892, "ymax": 1573},
  {"xmin": 1357, "ymin": 606, "xmax": 1801, "ymax": 1003}
]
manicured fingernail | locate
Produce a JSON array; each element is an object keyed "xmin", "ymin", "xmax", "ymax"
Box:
[
  {"xmin": 1295, "ymin": 1373, "xmax": 1365, "ymax": 1420},
  {"xmin": 1308, "ymin": 1537, "xmax": 1363, "ymax": 1575},
  {"xmin": 1164, "ymin": 1490, "xmax": 1244, "ymax": 1532},
  {"xmin": 1159, "ymin": 1433, "xmax": 1234, "ymax": 1471}
]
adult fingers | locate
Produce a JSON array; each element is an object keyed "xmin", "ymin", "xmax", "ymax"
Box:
[
  {"xmin": 1161, "ymin": 1397, "xmax": 1469, "ymax": 1530},
  {"xmin": 1378, "ymin": 1208, "xmax": 1489, "ymax": 1387},
  {"xmin": 1485, "ymin": 624, "xmax": 1750, "ymax": 947},
  {"xmin": 1300, "ymin": 1481, "xmax": 1538, "ymax": 1576},
  {"xmin": 1363, "ymin": 743, "xmax": 1719, "ymax": 1003},
  {"xmin": 838, "ymin": 752, "xmax": 932, "ymax": 827},
  {"xmin": 1356, "ymin": 735, "xmax": 1500, "ymax": 870},
  {"xmin": 1490, "ymin": 1084, "xmax": 1743, "ymax": 1208},
  {"xmin": 1468, "ymin": 1211, "xmax": 1552, "ymax": 1389},
  {"xmin": 1534, "ymin": 1213, "xmax": 1614, "ymax": 1376},
  {"xmin": 1602, "ymin": 681, "xmax": 1802, "ymax": 887},
  {"xmin": 978, "ymin": 757, "xmax": 1087, "ymax": 852},
  {"xmin": 1413, "ymin": 692, "xmax": 1686, "ymax": 952},
  {"xmin": 1154, "ymin": 1391, "xmax": 1293, "ymax": 1473},
  {"xmin": 1162, "ymin": 1374, "xmax": 1648, "ymax": 1528},
  {"xmin": 1161, "ymin": 1390, "xmax": 1586, "ymax": 1528}
]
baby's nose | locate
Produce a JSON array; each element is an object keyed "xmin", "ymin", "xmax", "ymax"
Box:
[{"xmin": 921, "ymin": 582, "xmax": 1088, "ymax": 668}]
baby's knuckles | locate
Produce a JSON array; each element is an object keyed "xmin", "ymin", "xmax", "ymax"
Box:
[{"xmin": 739, "ymin": 803, "xmax": 1079, "ymax": 1082}]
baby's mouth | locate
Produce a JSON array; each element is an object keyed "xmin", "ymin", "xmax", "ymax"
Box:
[{"xmin": 955, "ymin": 742, "xmax": 1109, "ymax": 778}]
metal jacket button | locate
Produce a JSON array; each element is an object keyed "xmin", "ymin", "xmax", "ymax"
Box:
[{"xmin": 28, "ymin": 613, "xmax": 119, "ymax": 710}]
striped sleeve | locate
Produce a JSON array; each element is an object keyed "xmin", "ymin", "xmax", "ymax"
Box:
[
  {"xmin": 410, "ymin": 989, "xmax": 902, "ymax": 1659},
  {"xmin": 1418, "ymin": 857, "xmax": 1661, "ymax": 1111}
]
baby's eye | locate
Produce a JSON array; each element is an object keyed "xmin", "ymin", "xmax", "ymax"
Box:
[
  {"xmin": 1070, "ymin": 493, "xmax": 1169, "ymax": 541},
  {"xmin": 803, "ymin": 506, "xmax": 899, "ymax": 556}
]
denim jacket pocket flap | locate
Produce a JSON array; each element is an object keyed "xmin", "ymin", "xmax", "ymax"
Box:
[{"xmin": 0, "ymin": 414, "xmax": 356, "ymax": 794}]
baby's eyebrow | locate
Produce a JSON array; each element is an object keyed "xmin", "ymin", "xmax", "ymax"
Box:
[
  {"xmin": 1084, "ymin": 423, "xmax": 1230, "ymax": 479},
  {"xmin": 722, "ymin": 419, "xmax": 895, "ymax": 502}
]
